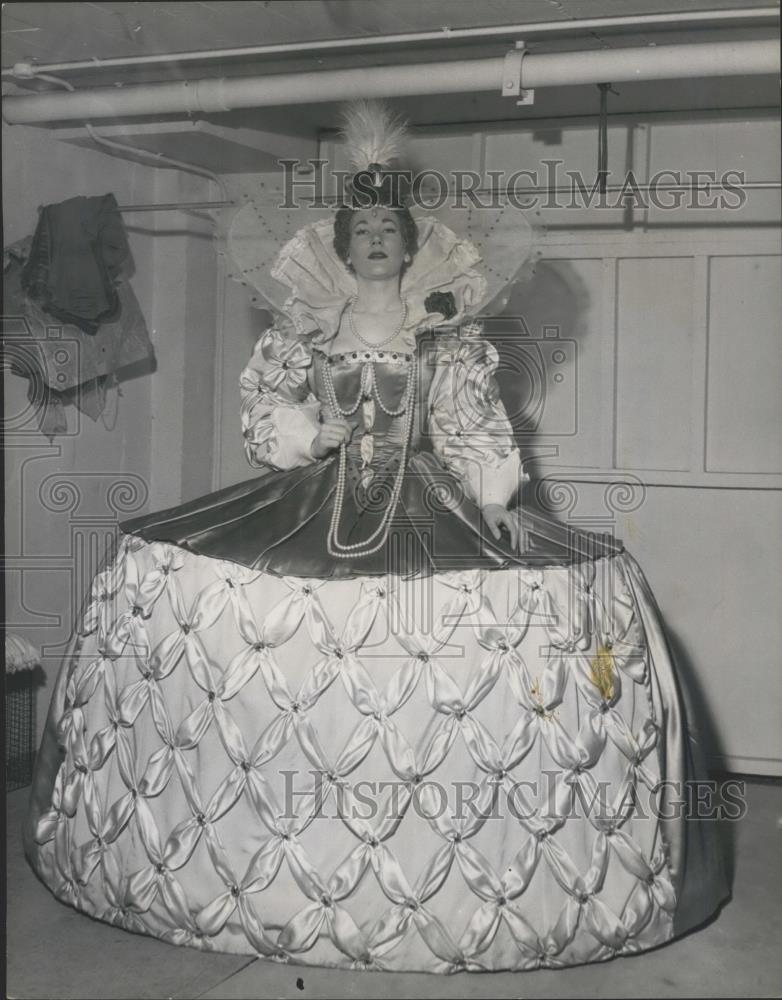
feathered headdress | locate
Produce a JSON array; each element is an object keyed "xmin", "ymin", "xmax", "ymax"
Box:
[
  {"xmin": 338, "ymin": 99, "xmax": 410, "ymax": 208},
  {"xmin": 224, "ymin": 98, "xmax": 543, "ymax": 327},
  {"xmin": 340, "ymin": 98, "xmax": 408, "ymax": 171}
]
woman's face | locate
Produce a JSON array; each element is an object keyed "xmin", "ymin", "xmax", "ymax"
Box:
[{"xmin": 348, "ymin": 209, "xmax": 406, "ymax": 281}]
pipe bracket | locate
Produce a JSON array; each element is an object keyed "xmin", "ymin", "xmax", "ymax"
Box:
[{"xmin": 502, "ymin": 42, "xmax": 535, "ymax": 105}]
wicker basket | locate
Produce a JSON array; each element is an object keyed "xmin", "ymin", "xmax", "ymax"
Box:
[{"xmin": 6, "ymin": 634, "xmax": 39, "ymax": 791}]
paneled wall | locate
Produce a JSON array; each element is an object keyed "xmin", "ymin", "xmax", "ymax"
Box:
[
  {"xmin": 476, "ymin": 114, "xmax": 780, "ymax": 775},
  {"xmin": 218, "ymin": 111, "xmax": 781, "ymax": 774},
  {"xmin": 507, "ymin": 228, "xmax": 781, "ymax": 776}
]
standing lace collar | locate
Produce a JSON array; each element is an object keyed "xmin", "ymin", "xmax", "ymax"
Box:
[{"xmin": 270, "ymin": 217, "xmax": 487, "ymax": 345}]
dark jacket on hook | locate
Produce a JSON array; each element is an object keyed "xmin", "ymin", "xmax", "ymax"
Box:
[
  {"xmin": 4, "ymin": 234, "xmax": 154, "ymax": 440},
  {"xmin": 21, "ymin": 193, "xmax": 130, "ymax": 334}
]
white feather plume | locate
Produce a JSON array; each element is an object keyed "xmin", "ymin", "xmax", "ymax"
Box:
[{"xmin": 339, "ymin": 99, "xmax": 409, "ymax": 171}]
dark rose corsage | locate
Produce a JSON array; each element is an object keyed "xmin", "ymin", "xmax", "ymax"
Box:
[{"xmin": 424, "ymin": 291, "xmax": 457, "ymax": 320}]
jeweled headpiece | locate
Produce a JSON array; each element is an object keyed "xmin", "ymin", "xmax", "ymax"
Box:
[
  {"xmin": 339, "ymin": 99, "xmax": 410, "ymax": 209},
  {"xmin": 223, "ymin": 99, "xmax": 543, "ymax": 335}
]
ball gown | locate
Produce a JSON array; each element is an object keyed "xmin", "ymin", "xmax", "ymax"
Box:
[{"xmin": 24, "ymin": 223, "xmax": 728, "ymax": 973}]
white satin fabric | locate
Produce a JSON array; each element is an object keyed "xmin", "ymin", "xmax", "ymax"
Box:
[
  {"xmin": 25, "ymin": 533, "xmax": 721, "ymax": 973},
  {"xmin": 239, "ymin": 321, "xmax": 527, "ymax": 509}
]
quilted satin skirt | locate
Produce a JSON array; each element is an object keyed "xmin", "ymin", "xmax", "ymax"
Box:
[{"xmin": 24, "ymin": 459, "xmax": 729, "ymax": 973}]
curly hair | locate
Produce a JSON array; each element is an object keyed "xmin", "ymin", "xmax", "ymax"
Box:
[{"xmin": 333, "ymin": 206, "xmax": 419, "ymax": 275}]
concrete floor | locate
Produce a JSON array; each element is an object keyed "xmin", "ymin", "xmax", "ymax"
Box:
[{"xmin": 5, "ymin": 780, "xmax": 781, "ymax": 1000}]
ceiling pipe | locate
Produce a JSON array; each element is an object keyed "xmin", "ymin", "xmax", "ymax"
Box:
[
  {"xmin": 3, "ymin": 40, "xmax": 779, "ymax": 125},
  {"xmin": 2, "ymin": 6, "xmax": 778, "ymax": 77}
]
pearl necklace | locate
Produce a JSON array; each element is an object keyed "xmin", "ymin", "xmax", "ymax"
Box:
[
  {"xmin": 322, "ymin": 352, "xmax": 418, "ymax": 558},
  {"xmin": 348, "ymin": 296, "xmax": 408, "ymax": 350},
  {"xmin": 322, "ymin": 354, "xmax": 410, "ymax": 418}
]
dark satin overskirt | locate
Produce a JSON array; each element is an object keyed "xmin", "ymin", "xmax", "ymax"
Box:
[{"xmin": 120, "ymin": 451, "xmax": 621, "ymax": 579}]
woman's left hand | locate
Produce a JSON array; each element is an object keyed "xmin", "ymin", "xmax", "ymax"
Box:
[{"xmin": 482, "ymin": 503, "xmax": 525, "ymax": 552}]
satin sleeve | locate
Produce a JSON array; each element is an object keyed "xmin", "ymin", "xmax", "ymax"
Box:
[
  {"xmin": 239, "ymin": 321, "xmax": 320, "ymax": 471},
  {"xmin": 427, "ymin": 322, "xmax": 529, "ymax": 509}
]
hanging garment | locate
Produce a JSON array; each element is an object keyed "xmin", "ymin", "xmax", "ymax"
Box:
[
  {"xmin": 4, "ymin": 237, "xmax": 154, "ymax": 436},
  {"xmin": 21, "ymin": 193, "xmax": 130, "ymax": 335}
]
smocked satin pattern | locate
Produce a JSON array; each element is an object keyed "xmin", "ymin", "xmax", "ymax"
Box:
[{"xmin": 26, "ymin": 536, "xmax": 728, "ymax": 971}]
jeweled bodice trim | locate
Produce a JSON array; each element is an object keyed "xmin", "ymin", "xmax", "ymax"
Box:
[{"xmin": 312, "ymin": 346, "xmax": 414, "ymax": 366}]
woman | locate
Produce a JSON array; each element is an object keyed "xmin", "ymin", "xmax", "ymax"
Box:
[{"xmin": 25, "ymin": 102, "xmax": 727, "ymax": 973}]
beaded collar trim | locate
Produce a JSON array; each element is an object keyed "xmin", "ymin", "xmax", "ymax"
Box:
[{"xmin": 313, "ymin": 346, "xmax": 413, "ymax": 365}]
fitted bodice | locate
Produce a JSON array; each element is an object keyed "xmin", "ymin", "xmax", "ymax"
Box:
[{"xmin": 309, "ymin": 342, "xmax": 437, "ymax": 467}]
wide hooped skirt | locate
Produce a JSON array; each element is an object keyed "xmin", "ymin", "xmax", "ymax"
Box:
[{"xmin": 24, "ymin": 519, "xmax": 728, "ymax": 973}]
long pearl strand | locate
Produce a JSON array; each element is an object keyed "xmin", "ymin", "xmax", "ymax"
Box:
[
  {"xmin": 320, "ymin": 356, "xmax": 409, "ymax": 419},
  {"xmin": 323, "ymin": 353, "xmax": 418, "ymax": 558}
]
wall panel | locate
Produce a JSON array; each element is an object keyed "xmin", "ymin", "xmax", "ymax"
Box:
[
  {"xmin": 615, "ymin": 257, "xmax": 695, "ymax": 472},
  {"xmin": 706, "ymin": 255, "xmax": 782, "ymax": 475}
]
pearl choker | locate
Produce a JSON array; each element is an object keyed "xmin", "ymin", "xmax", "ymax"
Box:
[{"xmin": 347, "ymin": 297, "xmax": 408, "ymax": 350}]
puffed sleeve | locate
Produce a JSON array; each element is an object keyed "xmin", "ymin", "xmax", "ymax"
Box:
[
  {"xmin": 239, "ymin": 320, "xmax": 321, "ymax": 471},
  {"xmin": 427, "ymin": 322, "xmax": 529, "ymax": 509}
]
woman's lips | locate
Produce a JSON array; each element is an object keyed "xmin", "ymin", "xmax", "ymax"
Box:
[{"xmin": 368, "ymin": 251, "xmax": 388, "ymax": 259}]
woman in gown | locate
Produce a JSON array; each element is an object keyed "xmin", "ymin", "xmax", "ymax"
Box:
[{"xmin": 25, "ymin": 103, "xmax": 728, "ymax": 973}]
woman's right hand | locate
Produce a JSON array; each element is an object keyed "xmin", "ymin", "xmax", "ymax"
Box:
[{"xmin": 310, "ymin": 417, "xmax": 354, "ymax": 458}]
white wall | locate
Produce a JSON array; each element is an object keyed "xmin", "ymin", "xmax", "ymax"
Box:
[{"xmin": 3, "ymin": 123, "xmax": 219, "ymax": 741}]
